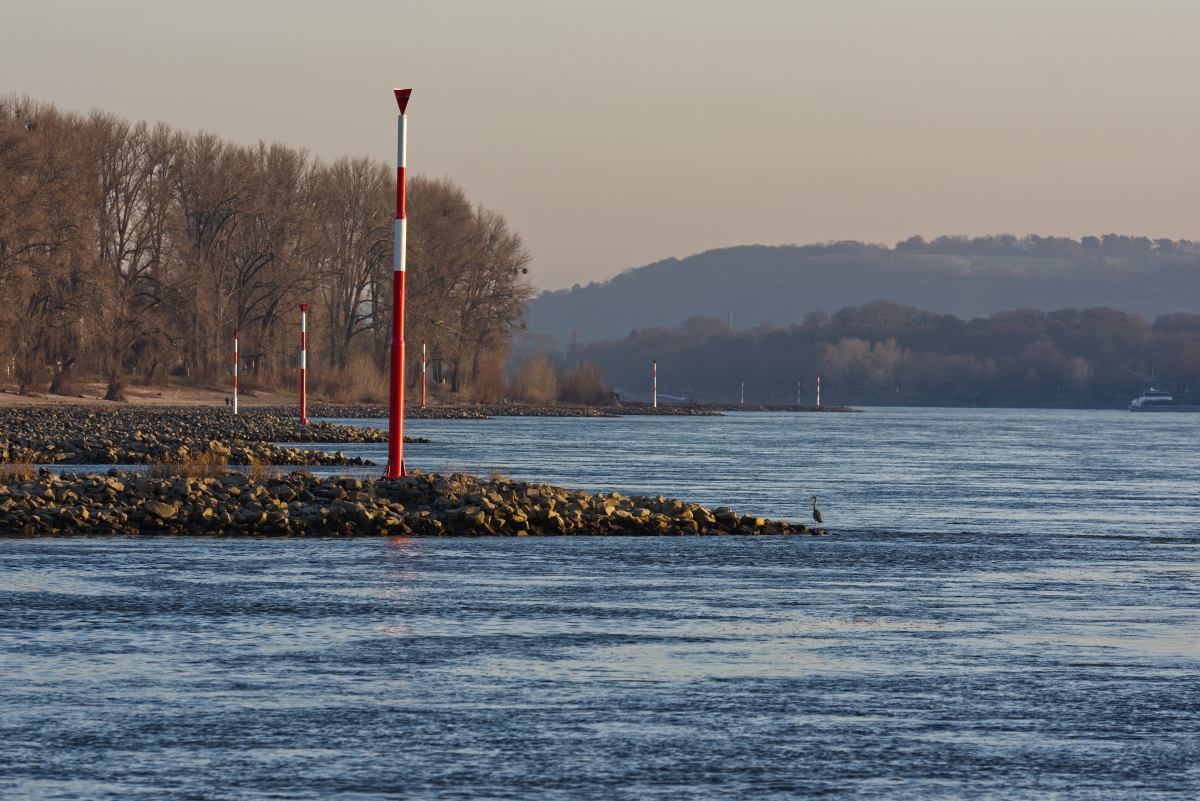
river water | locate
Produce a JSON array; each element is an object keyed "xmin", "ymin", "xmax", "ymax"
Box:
[{"xmin": 2, "ymin": 409, "xmax": 1198, "ymax": 798}]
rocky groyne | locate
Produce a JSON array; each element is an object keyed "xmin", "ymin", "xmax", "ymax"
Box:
[
  {"xmin": 308, "ymin": 402, "xmax": 857, "ymax": 419},
  {"xmin": 0, "ymin": 468, "xmax": 817, "ymax": 538},
  {"xmin": 0, "ymin": 406, "xmax": 427, "ymax": 466},
  {"xmin": 308, "ymin": 403, "xmax": 721, "ymax": 419},
  {"xmin": 701, "ymin": 403, "xmax": 860, "ymax": 413}
]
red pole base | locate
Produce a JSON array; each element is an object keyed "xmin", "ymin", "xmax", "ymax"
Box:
[
  {"xmin": 299, "ymin": 368, "xmax": 308, "ymax": 425},
  {"xmin": 386, "ymin": 272, "xmax": 406, "ymax": 478}
]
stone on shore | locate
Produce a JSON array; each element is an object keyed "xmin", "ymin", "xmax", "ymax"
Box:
[{"xmin": 0, "ymin": 405, "xmax": 431, "ymax": 467}]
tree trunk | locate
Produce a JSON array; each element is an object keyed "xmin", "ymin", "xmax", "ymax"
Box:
[{"xmin": 105, "ymin": 370, "xmax": 127, "ymax": 402}]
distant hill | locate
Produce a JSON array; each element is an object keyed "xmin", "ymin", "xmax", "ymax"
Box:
[{"xmin": 528, "ymin": 235, "xmax": 1200, "ymax": 346}]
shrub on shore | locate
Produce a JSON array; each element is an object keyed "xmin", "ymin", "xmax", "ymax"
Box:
[{"xmin": 510, "ymin": 354, "xmax": 558, "ymax": 404}]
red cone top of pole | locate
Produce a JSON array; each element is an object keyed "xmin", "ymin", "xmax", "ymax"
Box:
[
  {"xmin": 394, "ymin": 88, "xmax": 412, "ymax": 114},
  {"xmin": 300, "ymin": 303, "xmax": 308, "ymax": 313}
]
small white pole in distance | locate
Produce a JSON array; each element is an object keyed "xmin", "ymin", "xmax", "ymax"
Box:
[
  {"xmin": 299, "ymin": 304, "xmax": 308, "ymax": 425},
  {"xmin": 421, "ymin": 339, "xmax": 427, "ymax": 409},
  {"xmin": 817, "ymin": 376, "xmax": 821, "ymax": 407},
  {"xmin": 797, "ymin": 380, "xmax": 801, "ymax": 406},
  {"xmin": 653, "ymin": 359, "xmax": 657, "ymax": 408},
  {"xmin": 232, "ymin": 330, "xmax": 239, "ymax": 415},
  {"xmin": 741, "ymin": 381, "xmax": 744, "ymax": 404}
]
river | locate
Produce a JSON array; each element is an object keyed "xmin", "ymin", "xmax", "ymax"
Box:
[{"xmin": 2, "ymin": 408, "xmax": 1197, "ymax": 798}]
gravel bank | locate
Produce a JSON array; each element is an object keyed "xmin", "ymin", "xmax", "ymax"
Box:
[
  {"xmin": 308, "ymin": 403, "xmax": 857, "ymax": 418},
  {"xmin": 0, "ymin": 406, "xmax": 428, "ymax": 466},
  {"xmin": 308, "ymin": 403, "xmax": 721, "ymax": 419},
  {"xmin": 0, "ymin": 469, "xmax": 818, "ymax": 538},
  {"xmin": 700, "ymin": 403, "xmax": 860, "ymax": 412}
]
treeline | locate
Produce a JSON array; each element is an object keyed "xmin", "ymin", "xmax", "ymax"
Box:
[
  {"xmin": 566, "ymin": 301, "xmax": 1200, "ymax": 407},
  {"xmin": 0, "ymin": 96, "xmax": 533, "ymax": 401},
  {"xmin": 894, "ymin": 233, "xmax": 1199, "ymax": 260}
]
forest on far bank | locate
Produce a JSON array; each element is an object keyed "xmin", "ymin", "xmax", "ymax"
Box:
[
  {"xmin": 558, "ymin": 300, "xmax": 1200, "ymax": 408},
  {"xmin": 0, "ymin": 96, "xmax": 533, "ymax": 404}
]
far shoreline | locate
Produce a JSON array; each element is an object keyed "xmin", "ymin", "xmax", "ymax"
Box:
[{"xmin": 2, "ymin": 381, "xmax": 1150, "ymax": 412}]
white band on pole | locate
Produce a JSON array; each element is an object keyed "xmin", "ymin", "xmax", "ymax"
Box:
[
  {"xmin": 394, "ymin": 218, "xmax": 406, "ymax": 272},
  {"xmin": 397, "ymin": 114, "xmax": 407, "ymax": 167}
]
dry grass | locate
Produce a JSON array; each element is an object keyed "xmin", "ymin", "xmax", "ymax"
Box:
[
  {"xmin": 487, "ymin": 467, "xmax": 511, "ymax": 483},
  {"xmin": 0, "ymin": 458, "xmax": 37, "ymax": 482},
  {"xmin": 247, "ymin": 458, "xmax": 288, "ymax": 482},
  {"xmin": 147, "ymin": 449, "xmax": 231, "ymax": 479},
  {"xmin": 313, "ymin": 354, "xmax": 388, "ymax": 404}
]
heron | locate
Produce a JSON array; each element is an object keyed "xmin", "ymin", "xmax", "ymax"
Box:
[{"xmin": 811, "ymin": 496, "xmax": 823, "ymax": 526}]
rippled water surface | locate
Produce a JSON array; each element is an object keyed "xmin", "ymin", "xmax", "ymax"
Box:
[{"xmin": 4, "ymin": 409, "xmax": 1199, "ymax": 798}]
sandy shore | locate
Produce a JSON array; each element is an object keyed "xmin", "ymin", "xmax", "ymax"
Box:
[{"xmin": 0, "ymin": 382, "xmax": 292, "ymax": 408}]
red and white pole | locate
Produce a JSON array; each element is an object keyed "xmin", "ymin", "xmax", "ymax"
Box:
[
  {"xmin": 421, "ymin": 339, "xmax": 426, "ymax": 409},
  {"xmin": 797, "ymin": 380, "xmax": 801, "ymax": 406},
  {"xmin": 653, "ymin": 359, "xmax": 657, "ymax": 408},
  {"xmin": 232, "ymin": 331, "xmax": 238, "ymax": 415},
  {"xmin": 817, "ymin": 376, "xmax": 821, "ymax": 407},
  {"xmin": 386, "ymin": 88, "xmax": 412, "ymax": 478},
  {"xmin": 299, "ymin": 304, "xmax": 308, "ymax": 425},
  {"xmin": 741, "ymin": 381, "xmax": 745, "ymax": 404}
]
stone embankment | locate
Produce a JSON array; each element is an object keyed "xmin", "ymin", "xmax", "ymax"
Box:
[
  {"xmin": 612, "ymin": 403, "xmax": 723, "ymax": 416},
  {"xmin": 308, "ymin": 403, "xmax": 721, "ymax": 419},
  {"xmin": 0, "ymin": 469, "xmax": 817, "ymax": 538},
  {"xmin": 0, "ymin": 406, "xmax": 427, "ymax": 466},
  {"xmin": 702, "ymin": 403, "xmax": 860, "ymax": 413},
  {"xmin": 309, "ymin": 402, "xmax": 859, "ymax": 418}
]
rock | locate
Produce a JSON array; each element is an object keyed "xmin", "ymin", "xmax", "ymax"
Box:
[
  {"xmin": 0, "ymin": 468, "xmax": 802, "ymax": 540},
  {"xmin": 143, "ymin": 500, "xmax": 178, "ymax": 520}
]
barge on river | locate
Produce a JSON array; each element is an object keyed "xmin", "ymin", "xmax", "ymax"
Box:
[{"xmin": 1129, "ymin": 388, "xmax": 1200, "ymax": 412}]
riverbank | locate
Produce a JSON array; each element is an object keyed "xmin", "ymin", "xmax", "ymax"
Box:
[
  {"xmin": 0, "ymin": 468, "xmax": 815, "ymax": 538},
  {"xmin": 0, "ymin": 406, "xmax": 428, "ymax": 467},
  {"xmin": 696, "ymin": 403, "xmax": 859, "ymax": 413},
  {"xmin": 311, "ymin": 403, "xmax": 723, "ymax": 419},
  {"xmin": 310, "ymin": 402, "xmax": 859, "ymax": 418}
]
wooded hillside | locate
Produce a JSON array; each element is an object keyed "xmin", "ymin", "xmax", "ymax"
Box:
[{"xmin": 529, "ymin": 238, "xmax": 1200, "ymax": 347}]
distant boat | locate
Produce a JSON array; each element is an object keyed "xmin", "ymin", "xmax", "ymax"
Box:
[{"xmin": 1129, "ymin": 387, "xmax": 1200, "ymax": 412}]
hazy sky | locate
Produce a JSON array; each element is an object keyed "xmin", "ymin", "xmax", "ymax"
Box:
[{"xmin": 3, "ymin": 1, "xmax": 1198, "ymax": 290}]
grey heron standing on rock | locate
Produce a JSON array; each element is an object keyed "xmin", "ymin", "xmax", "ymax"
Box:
[{"xmin": 811, "ymin": 496, "xmax": 823, "ymax": 526}]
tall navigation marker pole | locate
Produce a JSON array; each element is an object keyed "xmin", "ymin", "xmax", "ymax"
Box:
[
  {"xmin": 299, "ymin": 304, "xmax": 309, "ymax": 425},
  {"xmin": 386, "ymin": 88, "xmax": 412, "ymax": 478},
  {"xmin": 653, "ymin": 360, "xmax": 657, "ymax": 408}
]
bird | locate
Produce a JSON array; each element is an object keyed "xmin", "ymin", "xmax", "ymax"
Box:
[{"xmin": 811, "ymin": 496, "xmax": 823, "ymax": 526}]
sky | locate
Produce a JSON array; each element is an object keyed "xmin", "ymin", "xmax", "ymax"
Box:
[{"xmin": 3, "ymin": 0, "xmax": 1198, "ymax": 291}]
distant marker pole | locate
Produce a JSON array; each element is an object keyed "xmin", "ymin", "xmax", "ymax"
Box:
[
  {"xmin": 797, "ymin": 380, "xmax": 801, "ymax": 406},
  {"xmin": 817, "ymin": 376, "xmax": 821, "ymax": 407},
  {"xmin": 386, "ymin": 87, "xmax": 412, "ymax": 478},
  {"xmin": 232, "ymin": 331, "xmax": 239, "ymax": 415},
  {"xmin": 653, "ymin": 360, "xmax": 657, "ymax": 408},
  {"xmin": 299, "ymin": 304, "xmax": 308, "ymax": 425},
  {"xmin": 421, "ymin": 339, "xmax": 427, "ymax": 409},
  {"xmin": 741, "ymin": 382, "xmax": 745, "ymax": 404}
]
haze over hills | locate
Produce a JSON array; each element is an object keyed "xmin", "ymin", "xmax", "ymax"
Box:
[{"xmin": 527, "ymin": 236, "xmax": 1200, "ymax": 347}]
